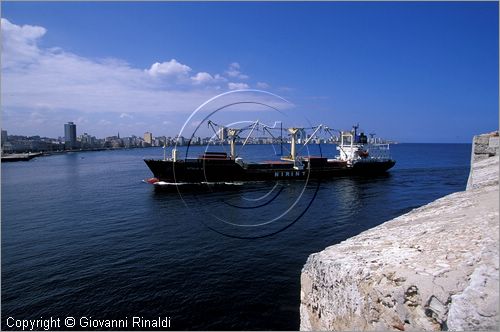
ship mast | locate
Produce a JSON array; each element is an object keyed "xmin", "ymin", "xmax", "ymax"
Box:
[
  {"xmin": 282, "ymin": 127, "xmax": 300, "ymax": 162},
  {"xmin": 227, "ymin": 128, "xmax": 239, "ymax": 159}
]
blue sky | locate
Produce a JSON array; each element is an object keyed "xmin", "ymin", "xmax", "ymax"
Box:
[{"xmin": 1, "ymin": 1, "xmax": 498, "ymax": 142}]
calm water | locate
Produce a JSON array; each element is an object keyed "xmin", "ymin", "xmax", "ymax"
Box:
[{"xmin": 2, "ymin": 143, "xmax": 470, "ymax": 330}]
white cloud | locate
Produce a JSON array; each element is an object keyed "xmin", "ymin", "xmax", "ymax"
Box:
[
  {"xmin": 190, "ymin": 72, "xmax": 228, "ymax": 85},
  {"xmin": 0, "ymin": 18, "xmax": 284, "ymax": 137},
  {"xmin": 1, "ymin": 18, "xmax": 46, "ymax": 69},
  {"xmin": 120, "ymin": 113, "xmax": 133, "ymax": 119},
  {"xmin": 191, "ymin": 72, "xmax": 214, "ymax": 84},
  {"xmin": 1, "ymin": 19, "xmax": 214, "ymax": 118},
  {"xmin": 225, "ymin": 62, "xmax": 249, "ymax": 80},
  {"xmin": 146, "ymin": 59, "xmax": 191, "ymax": 77},
  {"xmin": 228, "ymin": 82, "xmax": 249, "ymax": 90},
  {"xmin": 256, "ymin": 82, "xmax": 270, "ymax": 89},
  {"xmin": 226, "ymin": 62, "xmax": 240, "ymax": 77}
]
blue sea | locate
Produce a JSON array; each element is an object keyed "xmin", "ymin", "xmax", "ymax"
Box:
[{"xmin": 2, "ymin": 143, "xmax": 471, "ymax": 330}]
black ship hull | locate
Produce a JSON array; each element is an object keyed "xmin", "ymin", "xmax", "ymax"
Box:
[{"xmin": 144, "ymin": 155, "xmax": 395, "ymax": 185}]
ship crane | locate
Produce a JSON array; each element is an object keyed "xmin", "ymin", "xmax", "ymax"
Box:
[
  {"xmin": 207, "ymin": 120, "xmax": 263, "ymax": 159},
  {"xmin": 292, "ymin": 125, "xmax": 325, "ymax": 160}
]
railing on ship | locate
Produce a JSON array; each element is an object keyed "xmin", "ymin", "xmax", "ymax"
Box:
[{"xmin": 366, "ymin": 143, "xmax": 391, "ymax": 160}]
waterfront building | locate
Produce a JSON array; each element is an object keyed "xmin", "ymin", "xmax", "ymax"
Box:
[
  {"xmin": 175, "ymin": 135, "xmax": 186, "ymax": 146},
  {"xmin": 1, "ymin": 129, "xmax": 7, "ymax": 147},
  {"xmin": 122, "ymin": 137, "xmax": 132, "ymax": 148},
  {"xmin": 78, "ymin": 133, "xmax": 97, "ymax": 148},
  {"xmin": 154, "ymin": 136, "xmax": 167, "ymax": 147},
  {"xmin": 218, "ymin": 127, "xmax": 227, "ymax": 141},
  {"xmin": 144, "ymin": 132, "xmax": 153, "ymax": 145},
  {"xmin": 132, "ymin": 135, "xmax": 144, "ymax": 147},
  {"xmin": 64, "ymin": 122, "xmax": 77, "ymax": 149}
]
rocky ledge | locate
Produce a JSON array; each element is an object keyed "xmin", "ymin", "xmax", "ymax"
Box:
[{"xmin": 300, "ymin": 132, "xmax": 499, "ymax": 331}]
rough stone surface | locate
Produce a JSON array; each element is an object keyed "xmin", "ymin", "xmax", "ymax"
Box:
[
  {"xmin": 470, "ymin": 131, "xmax": 499, "ymax": 162},
  {"xmin": 300, "ymin": 133, "xmax": 499, "ymax": 331},
  {"xmin": 467, "ymin": 150, "xmax": 499, "ymax": 190}
]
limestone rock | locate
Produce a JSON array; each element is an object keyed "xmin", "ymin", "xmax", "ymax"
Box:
[
  {"xmin": 471, "ymin": 131, "xmax": 499, "ymax": 162},
  {"xmin": 300, "ymin": 132, "xmax": 499, "ymax": 331},
  {"xmin": 467, "ymin": 155, "xmax": 499, "ymax": 190}
]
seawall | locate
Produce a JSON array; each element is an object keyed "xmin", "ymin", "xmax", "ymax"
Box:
[{"xmin": 300, "ymin": 132, "xmax": 499, "ymax": 331}]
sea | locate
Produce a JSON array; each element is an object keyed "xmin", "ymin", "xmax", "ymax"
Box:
[{"xmin": 1, "ymin": 143, "xmax": 471, "ymax": 330}]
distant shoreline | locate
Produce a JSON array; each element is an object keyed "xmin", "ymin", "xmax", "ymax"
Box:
[
  {"xmin": 1, "ymin": 142, "xmax": 473, "ymax": 160},
  {"xmin": 1, "ymin": 145, "xmax": 156, "ymax": 157},
  {"xmin": 1, "ymin": 146, "xmax": 159, "ymax": 162}
]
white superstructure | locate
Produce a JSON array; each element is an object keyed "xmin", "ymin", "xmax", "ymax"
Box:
[{"xmin": 336, "ymin": 126, "xmax": 392, "ymax": 166}]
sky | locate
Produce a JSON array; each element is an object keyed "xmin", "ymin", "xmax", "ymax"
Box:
[{"xmin": 1, "ymin": 1, "xmax": 498, "ymax": 143}]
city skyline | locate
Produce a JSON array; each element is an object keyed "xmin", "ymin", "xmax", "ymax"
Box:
[
  {"xmin": 1, "ymin": 2, "xmax": 498, "ymax": 143},
  {"xmin": 6, "ymin": 119, "xmax": 387, "ymax": 154}
]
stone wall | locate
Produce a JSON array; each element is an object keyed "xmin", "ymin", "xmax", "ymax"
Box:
[
  {"xmin": 468, "ymin": 131, "xmax": 499, "ymax": 189},
  {"xmin": 300, "ymin": 133, "xmax": 499, "ymax": 331},
  {"xmin": 470, "ymin": 131, "xmax": 499, "ymax": 162}
]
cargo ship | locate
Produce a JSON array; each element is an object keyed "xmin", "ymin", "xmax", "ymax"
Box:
[{"xmin": 144, "ymin": 123, "xmax": 395, "ymax": 188}]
